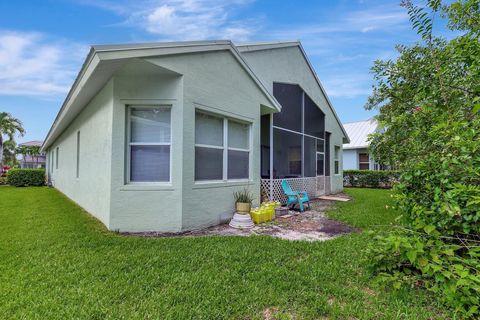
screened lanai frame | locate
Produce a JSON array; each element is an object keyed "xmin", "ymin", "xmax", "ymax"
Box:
[{"xmin": 261, "ymin": 82, "xmax": 328, "ymax": 203}]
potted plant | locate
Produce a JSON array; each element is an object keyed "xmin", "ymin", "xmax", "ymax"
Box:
[
  {"xmin": 233, "ymin": 188, "xmax": 254, "ymax": 214},
  {"xmin": 230, "ymin": 188, "xmax": 255, "ymax": 229}
]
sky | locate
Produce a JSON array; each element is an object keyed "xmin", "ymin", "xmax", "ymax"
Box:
[{"xmin": 0, "ymin": 0, "xmax": 437, "ymax": 143}]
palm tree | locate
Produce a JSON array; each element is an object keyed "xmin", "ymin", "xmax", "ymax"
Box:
[
  {"xmin": 2, "ymin": 139, "xmax": 18, "ymax": 166},
  {"xmin": 0, "ymin": 112, "xmax": 25, "ymax": 166},
  {"xmin": 29, "ymin": 145, "xmax": 41, "ymax": 168}
]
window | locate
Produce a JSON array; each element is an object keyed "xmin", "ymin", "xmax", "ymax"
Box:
[
  {"xmin": 76, "ymin": 131, "xmax": 80, "ymax": 178},
  {"xmin": 128, "ymin": 106, "xmax": 171, "ymax": 183},
  {"xmin": 195, "ymin": 111, "xmax": 250, "ymax": 181},
  {"xmin": 334, "ymin": 146, "xmax": 340, "ymax": 174},
  {"xmin": 55, "ymin": 147, "xmax": 59, "ymax": 169},
  {"xmin": 359, "ymin": 153, "xmax": 369, "ymax": 170},
  {"xmin": 49, "ymin": 150, "xmax": 53, "ymax": 173}
]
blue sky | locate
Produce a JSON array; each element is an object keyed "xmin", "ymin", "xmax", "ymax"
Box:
[{"xmin": 0, "ymin": 0, "xmax": 429, "ymax": 143}]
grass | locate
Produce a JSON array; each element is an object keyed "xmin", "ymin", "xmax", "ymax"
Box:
[{"xmin": 0, "ymin": 187, "xmax": 449, "ymax": 319}]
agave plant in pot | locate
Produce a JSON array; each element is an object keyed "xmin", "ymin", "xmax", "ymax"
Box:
[
  {"xmin": 234, "ymin": 188, "xmax": 254, "ymax": 214},
  {"xmin": 229, "ymin": 188, "xmax": 255, "ymax": 229}
]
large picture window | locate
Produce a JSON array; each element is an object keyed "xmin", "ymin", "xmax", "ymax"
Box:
[
  {"xmin": 195, "ymin": 111, "xmax": 250, "ymax": 181},
  {"xmin": 127, "ymin": 106, "xmax": 171, "ymax": 183}
]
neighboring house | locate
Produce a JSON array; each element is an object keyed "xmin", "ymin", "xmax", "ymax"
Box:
[
  {"xmin": 19, "ymin": 140, "xmax": 46, "ymax": 169},
  {"xmin": 342, "ymin": 119, "xmax": 383, "ymax": 170},
  {"xmin": 42, "ymin": 40, "xmax": 349, "ymax": 232}
]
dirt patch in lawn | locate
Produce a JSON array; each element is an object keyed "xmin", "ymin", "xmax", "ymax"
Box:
[{"xmin": 124, "ymin": 194, "xmax": 359, "ymax": 242}]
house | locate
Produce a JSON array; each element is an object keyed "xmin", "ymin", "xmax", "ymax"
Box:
[
  {"xmin": 18, "ymin": 140, "xmax": 46, "ymax": 169},
  {"xmin": 342, "ymin": 119, "xmax": 383, "ymax": 170},
  {"xmin": 42, "ymin": 40, "xmax": 349, "ymax": 232}
]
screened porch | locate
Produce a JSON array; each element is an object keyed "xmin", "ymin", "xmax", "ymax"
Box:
[{"xmin": 261, "ymin": 82, "xmax": 331, "ymax": 204}]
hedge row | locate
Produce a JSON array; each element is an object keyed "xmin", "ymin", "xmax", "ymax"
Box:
[
  {"xmin": 343, "ymin": 170, "xmax": 399, "ymax": 188},
  {"xmin": 7, "ymin": 169, "xmax": 46, "ymax": 187}
]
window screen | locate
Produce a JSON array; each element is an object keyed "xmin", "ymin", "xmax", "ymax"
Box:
[
  {"xmin": 260, "ymin": 115, "xmax": 270, "ymax": 178},
  {"xmin": 317, "ymin": 153, "xmax": 325, "ymax": 176},
  {"xmin": 195, "ymin": 111, "xmax": 250, "ymax": 181},
  {"xmin": 304, "ymin": 136, "xmax": 316, "ymax": 177},
  {"xmin": 273, "ymin": 128, "xmax": 302, "ymax": 178},
  {"xmin": 304, "ymin": 93, "xmax": 325, "ymax": 138},
  {"xmin": 128, "ymin": 106, "xmax": 171, "ymax": 182},
  {"xmin": 272, "ymin": 83, "xmax": 302, "ymax": 132},
  {"xmin": 228, "ymin": 120, "xmax": 249, "ymax": 179}
]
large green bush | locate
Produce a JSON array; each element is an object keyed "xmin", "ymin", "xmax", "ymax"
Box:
[
  {"xmin": 7, "ymin": 169, "xmax": 46, "ymax": 187},
  {"xmin": 366, "ymin": 0, "xmax": 480, "ymax": 318},
  {"xmin": 343, "ymin": 170, "xmax": 399, "ymax": 188}
]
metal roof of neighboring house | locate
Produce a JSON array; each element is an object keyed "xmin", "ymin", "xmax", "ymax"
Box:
[
  {"xmin": 342, "ymin": 119, "xmax": 378, "ymax": 149},
  {"xmin": 19, "ymin": 140, "xmax": 43, "ymax": 147}
]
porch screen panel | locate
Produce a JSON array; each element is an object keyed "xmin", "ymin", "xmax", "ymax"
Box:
[
  {"xmin": 317, "ymin": 153, "xmax": 324, "ymax": 176},
  {"xmin": 304, "ymin": 93, "xmax": 325, "ymax": 138},
  {"xmin": 272, "ymin": 83, "xmax": 302, "ymax": 132},
  {"xmin": 304, "ymin": 136, "xmax": 316, "ymax": 177},
  {"xmin": 325, "ymin": 132, "xmax": 331, "ymax": 176},
  {"xmin": 260, "ymin": 115, "xmax": 270, "ymax": 178},
  {"xmin": 273, "ymin": 128, "xmax": 302, "ymax": 178}
]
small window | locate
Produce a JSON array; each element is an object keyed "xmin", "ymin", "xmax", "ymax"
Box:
[
  {"xmin": 55, "ymin": 147, "xmax": 59, "ymax": 169},
  {"xmin": 334, "ymin": 146, "xmax": 340, "ymax": 175},
  {"xmin": 128, "ymin": 106, "xmax": 171, "ymax": 183},
  {"xmin": 359, "ymin": 153, "xmax": 369, "ymax": 170},
  {"xmin": 195, "ymin": 111, "xmax": 250, "ymax": 181},
  {"xmin": 76, "ymin": 131, "xmax": 80, "ymax": 178}
]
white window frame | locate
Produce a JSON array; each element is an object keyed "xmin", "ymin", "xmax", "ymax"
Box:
[
  {"xmin": 334, "ymin": 145, "xmax": 340, "ymax": 175},
  {"xmin": 126, "ymin": 104, "xmax": 172, "ymax": 185},
  {"xmin": 55, "ymin": 147, "xmax": 59, "ymax": 170},
  {"xmin": 358, "ymin": 152, "xmax": 370, "ymax": 170},
  {"xmin": 194, "ymin": 110, "xmax": 252, "ymax": 183}
]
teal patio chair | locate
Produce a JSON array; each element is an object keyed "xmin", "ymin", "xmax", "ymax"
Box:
[{"xmin": 281, "ymin": 180, "xmax": 310, "ymax": 212}]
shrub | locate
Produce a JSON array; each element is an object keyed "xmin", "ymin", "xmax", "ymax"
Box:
[
  {"xmin": 0, "ymin": 176, "xmax": 7, "ymax": 185},
  {"xmin": 343, "ymin": 170, "xmax": 399, "ymax": 188},
  {"xmin": 365, "ymin": 0, "xmax": 480, "ymax": 317},
  {"xmin": 7, "ymin": 169, "xmax": 46, "ymax": 187}
]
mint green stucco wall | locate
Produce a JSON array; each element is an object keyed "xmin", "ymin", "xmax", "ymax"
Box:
[
  {"xmin": 106, "ymin": 51, "xmax": 273, "ymax": 232},
  {"xmin": 47, "ymin": 46, "xmax": 345, "ymax": 233},
  {"xmin": 47, "ymin": 80, "xmax": 113, "ymax": 227},
  {"xmin": 240, "ymin": 47, "xmax": 346, "ymax": 193}
]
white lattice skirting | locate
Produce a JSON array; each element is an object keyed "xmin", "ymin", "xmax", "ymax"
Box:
[{"xmin": 261, "ymin": 176, "xmax": 330, "ymax": 204}]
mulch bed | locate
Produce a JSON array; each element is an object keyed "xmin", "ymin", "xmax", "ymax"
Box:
[{"xmin": 123, "ymin": 194, "xmax": 359, "ymax": 242}]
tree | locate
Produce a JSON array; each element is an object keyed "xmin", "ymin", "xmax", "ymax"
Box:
[
  {"xmin": 0, "ymin": 112, "xmax": 25, "ymax": 166},
  {"xmin": 29, "ymin": 145, "xmax": 41, "ymax": 167},
  {"xmin": 2, "ymin": 139, "xmax": 18, "ymax": 167},
  {"xmin": 366, "ymin": 0, "xmax": 480, "ymax": 317}
]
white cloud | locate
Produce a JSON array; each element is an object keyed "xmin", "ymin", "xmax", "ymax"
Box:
[
  {"xmin": 0, "ymin": 31, "xmax": 87, "ymax": 96},
  {"xmin": 81, "ymin": 0, "xmax": 257, "ymax": 41},
  {"xmin": 321, "ymin": 74, "xmax": 373, "ymax": 98}
]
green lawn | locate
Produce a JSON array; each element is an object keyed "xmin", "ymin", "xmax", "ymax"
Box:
[{"xmin": 0, "ymin": 187, "xmax": 449, "ymax": 319}]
